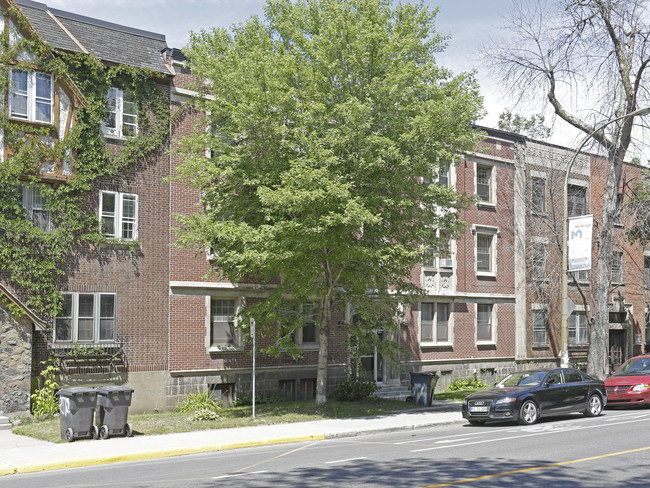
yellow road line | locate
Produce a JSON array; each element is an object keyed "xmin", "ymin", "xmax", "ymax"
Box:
[{"xmin": 421, "ymin": 445, "xmax": 650, "ymax": 488}]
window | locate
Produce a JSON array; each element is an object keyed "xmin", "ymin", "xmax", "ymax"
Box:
[
  {"xmin": 438, "ymin": 231, "xmax": 452, "ymax": 268},
  {"xmin": 532, "ymin": 243, "xmax": 546, "ymax": 280},
  {"xmin": 645, "ymin": 257, "xmax": 650, "ymax": 288},
  {"xmin": 564, "ymin": 369, "xmax": 583, "ymax": 383},
  {"xmin": 437, "ymin": 302, "xmax": 450, "ymax": 342},
  {"xmin": 645, "ymin": 310, "xmax": 650, "ymax": 346},
  {"xmin": 421, "ymin": 302, "xmax": 434, "ymax": 341},
  {"xmin": 279, "ymin": 380, "xmax": 295, "ymax": 401},
  {"xmin": 531, "ymin": 177, "xmax": 546, "ymax": 213},
  {"xmin": 8, "ymin": 70, "xmax": 53, "ymax": 124},
  {"xmin": 572, "ymin": 270, "xmax": 589, "ymax": 282},
  {"xmin": 476, "ymin": 165, "xmax": 493, "ymax": 203},
  {"xmin": 299, "ymin": 379, "xmax": 316, "ymax": 400},
  {"xmin": 533, "ymin": 309, "xmax": 547, "ymax": 344},
  {"xmin": 423, "ymin": 247, "xmax": 436, "ymax": 268},
  {"xmin": 421, "ymin": 302, "xmax": 451, "ymax": 343},
  {"xmin": 210, "ymin": 298, "xmax": 239, "ymax": 348},
  {"xmin": 611, "ymin": 252, "xmax": 623, "ymax": 284},
  {"xmin": 54, "ymin": 293, "xmax": 116, "ymax": 342},
  {"xmin": 438, "ymin": 164, "xmax": 449, "ymax": 187},
  {"xmin": 19, "ymin": 183, "xmax": 51, "ymax": 231},
  {"xmin": 293, "ymin": 302, "xmax": 318, "ymax": 346},
  {"xmin": 102, "ymin": 87, "xmax": 138, "ymax": 137},
  {"xmin": 568, "ymin": 311, "xmax": 588, "ymax": 344},
  {"xmin": 477, "ymin": 234, "xmax": 493, "ymax": 273},
  {"xmin": 100, "ymin": 191, "xmax": 138, "ymax": 240},
  {"xmin": 567, "ymin": 184, "xmax": 587, "ymax": 217},
  {"xmin": 423, "ymin": 232, "xmax": 453, "ymax": 269},
  {"xmin": 477, "ymin": 304, "xmax": 493, "ymax": 341}
]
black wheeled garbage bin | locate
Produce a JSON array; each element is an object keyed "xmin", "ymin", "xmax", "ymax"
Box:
[
  {"xmin": 96, "ymin": 385, "xmax": 134, "ymax": 439},
  {"xmin": 57, "ymin": 387, "xmax": 98, "ymax": 442},
  {"xmin": 409, "ymin": 372, "xmax": 439, "ymax": 407}
]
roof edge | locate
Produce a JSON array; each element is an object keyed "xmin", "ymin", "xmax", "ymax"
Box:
[
  {"xmin": 0, "ymin": 282, "xmax": 47, "ymax": 330},
  {"xmin": 15, "ymin": 0, "xmax": 166, "ymax": 41}
]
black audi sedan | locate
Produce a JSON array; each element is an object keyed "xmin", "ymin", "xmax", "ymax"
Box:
[{"xmin": 462, "ymin": 368, "xmax": 606, "ymax": 425}]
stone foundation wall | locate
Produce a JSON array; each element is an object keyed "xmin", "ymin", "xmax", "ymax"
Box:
[{"xmin": 0, "ymin": 304, "xmax": 33, "ymax": 413}]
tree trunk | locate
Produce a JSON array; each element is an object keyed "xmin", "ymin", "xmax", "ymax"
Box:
[
  {"xmin": 587, "ymin": 150, "xmax": 622, "ymax": 379},
  {"xmin": 315, "ymin": 299, "xmax": 331, "ymax": 404}
]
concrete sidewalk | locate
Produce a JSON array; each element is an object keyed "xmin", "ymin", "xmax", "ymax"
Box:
[{"xmin": 0, "ymin": 401, "xmax": 463, "ymax": 477}]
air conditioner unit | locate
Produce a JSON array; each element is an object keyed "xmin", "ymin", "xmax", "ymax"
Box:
[{"xmin": 439, "ymin": 258, "xmax": 453, "ymax": 268}]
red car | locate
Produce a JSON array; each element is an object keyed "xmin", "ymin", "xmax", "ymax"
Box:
[{"xmin": 605, "ymin": 354, "xmax": 650, "ymax": 406}]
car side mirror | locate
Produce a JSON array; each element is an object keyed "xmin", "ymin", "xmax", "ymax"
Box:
[{"xmin": 545, "ymin": 378, "xmax": 555, "ymax": 387}]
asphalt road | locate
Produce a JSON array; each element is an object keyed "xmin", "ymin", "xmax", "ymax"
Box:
[{"xmin": 3, "ymin": 408, "xmax": 650, "ymax": 488}]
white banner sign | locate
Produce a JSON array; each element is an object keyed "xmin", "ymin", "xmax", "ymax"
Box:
[{"xmin": 568, "ymin": 215, "xmax": 593, "ymax": 272}]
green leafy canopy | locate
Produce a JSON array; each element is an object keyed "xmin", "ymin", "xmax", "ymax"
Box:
[{"xmin": 176, "ymin": 0, "xmax": 484, "ymax": 360}]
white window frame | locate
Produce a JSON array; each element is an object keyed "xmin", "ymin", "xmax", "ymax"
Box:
[
  {"xmin": 420, "ymin": 301, "xmax": 453, "ymax": 345},
  {"xmin": 54, "ymin": 292, "xmax": 117, "ymax": 343},
  {"xmin": 19, "ymin": 183, "xmax": 51, "ymax": 232},
  {"xmin": 293, "ymin": 302, "xmax": 319, "ymax": 349},
  {"xmin": 102, "ymin": 87, "xmax": 138, "ymax": 138},
  {"xmin": 475, "ymin": 163, "xmax": 496, "ymax": 206},
  {"xmin": 206, "ymin": 296, "xmax": 243, "ymax": 352},
  {"xmin": 423, "ymin": 230, "xmax": 454, "ymax": 270},
  {"xmin": 568, "ymin": 310, "xmax": 588, "ymax": 344},
  {"xmin": 532, "ymin": 242, "xmax": 546, "ymax": 280},
  {"xmin": 567, "ymin": 182, "xmax": 587, "ymax": 217},
  {"xmin": 8, "ymin": 69, "xmax": 53, "ymax": 124},
  {"xmin": 571, "ymin": 270, "xmax": 589, "ymax": 282},
  {"xmin": 531, "ymin": 176, "xmax": 546, "ymax": 213},
  {"xmin": 99, "ymin": 190, "xmax": 139, "ymax": 240},
  {"xmin": 532, "ymin": 306, "xmax": 548, "ymax": 345},
  {"xmin": 611, "ymin": 251, "xmax": 623, "ymax": 284},
  {"xmin": 473, "ymin": 225, "xmax": 499, "ymax": 277},
  {"xmin": 476, "ymin": 303, "xmax": 496, "ymax": 344}
]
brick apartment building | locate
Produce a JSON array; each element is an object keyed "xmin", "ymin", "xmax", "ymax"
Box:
[{"xmin": 0, "ymin": 0, "xmax": 648, "ymax": 414}]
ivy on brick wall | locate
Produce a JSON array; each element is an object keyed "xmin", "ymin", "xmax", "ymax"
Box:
[{"xmin": 0, "ymin": 4, "xmax": 172, "ymax": 318}]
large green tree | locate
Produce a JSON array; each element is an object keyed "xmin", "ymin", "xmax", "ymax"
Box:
[{"xmin": 176, "ymin": 0, "xmax": 484, "ymax": 403}]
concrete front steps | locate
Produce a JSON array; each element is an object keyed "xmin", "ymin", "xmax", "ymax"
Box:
[
  {"xmin": 373, "ymin": 385, "xmax": 411, "ymax": 402},
  {"xmin": 0, "ymin": 412, "xmax": 11, "ymax": 430}
]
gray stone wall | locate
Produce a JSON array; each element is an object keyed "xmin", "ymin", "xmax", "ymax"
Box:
[{"xmin": 0, "ymin": 304, "xmax": 33, "ymax": 413}]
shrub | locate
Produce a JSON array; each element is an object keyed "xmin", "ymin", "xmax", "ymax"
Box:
[
  {"xmin": 31, "ymin": 361, "xmax": 60, "ymax": 416},
  {"xmin": 331, "ymin": 379, "xmax": 379, "ymax": 401},
  {"xmin": 447, "ymin": 376, "xmax": 487, "ymax": 391},
  {"xmin": 233, "ymin": 395, "xmax": 281, "ymax": 407},
  {"xmin": 175, "ymin": 389, "xmax": 222, "ymax": 415},
  {"xmin": 190, "ymin": 408, "xmax": 221, "ymax": 422}
]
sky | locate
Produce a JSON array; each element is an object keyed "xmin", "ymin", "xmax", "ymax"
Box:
[{"xmin": 43, "ymin": 0, "xmax": 583, "ymax": 147}]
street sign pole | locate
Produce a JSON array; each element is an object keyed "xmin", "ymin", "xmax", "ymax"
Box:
[{"xmin": 251, "ymin": 318, "xmax": 256, "ymax": 420}]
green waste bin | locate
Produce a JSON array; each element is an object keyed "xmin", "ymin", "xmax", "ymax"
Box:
[
  {"xmin": 57, "ymin": 387, "xmax": 98, "ymax": 442},
  {"xmin": 409, "ymin": 372, "xmax": 438, "ymax": 407},
  {"xmin": 96, "ymin": 385, "xmax": 134, "ymax": 439}
]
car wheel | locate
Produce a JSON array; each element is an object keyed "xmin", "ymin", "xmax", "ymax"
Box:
[
  {"xmin": 584, "ymin": 394, "xmax": 603, "ymax": 417},
  {"xmin": 517, "ymin": 400, "xmax": 539, "ymax": 425},
  {"xmin": 468, "ymin": 419, "xmax": 485, "ymax": 426}
]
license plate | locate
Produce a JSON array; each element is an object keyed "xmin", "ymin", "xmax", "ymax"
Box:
[{"xmin": 470, "ymin": 406, "xmax": 489, "ymax": 412}]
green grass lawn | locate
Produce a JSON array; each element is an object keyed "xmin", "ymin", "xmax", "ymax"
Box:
[{"xmin": 13, "ymin": 397, "xmax": 431, "ymax": 443}]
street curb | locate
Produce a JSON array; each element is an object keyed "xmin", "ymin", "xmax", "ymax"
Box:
[
  {"xmin": 0, "ymin": 415, "xmax": 466, "ymax": 477},
  {"xmin": 0, "ymin": 434, "xmax": 326, "ymax": 476}
]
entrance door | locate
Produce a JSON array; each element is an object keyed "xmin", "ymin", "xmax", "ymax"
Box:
[
  {"xmin": 360, "ymin": 331, "xmax": 385, "ymax": 384},
  {"xmin": 609, "ymin": 330, "xmax": 625, "ymax": 371}
]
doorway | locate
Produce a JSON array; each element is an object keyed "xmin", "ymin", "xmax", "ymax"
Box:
[
  {"xmin": 360, "ymin": 331, "xmax": 386, "ymax": 384},
  {"xmin": 609, "ymin": 329, "xmax": 625, "ymax": 371}
]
